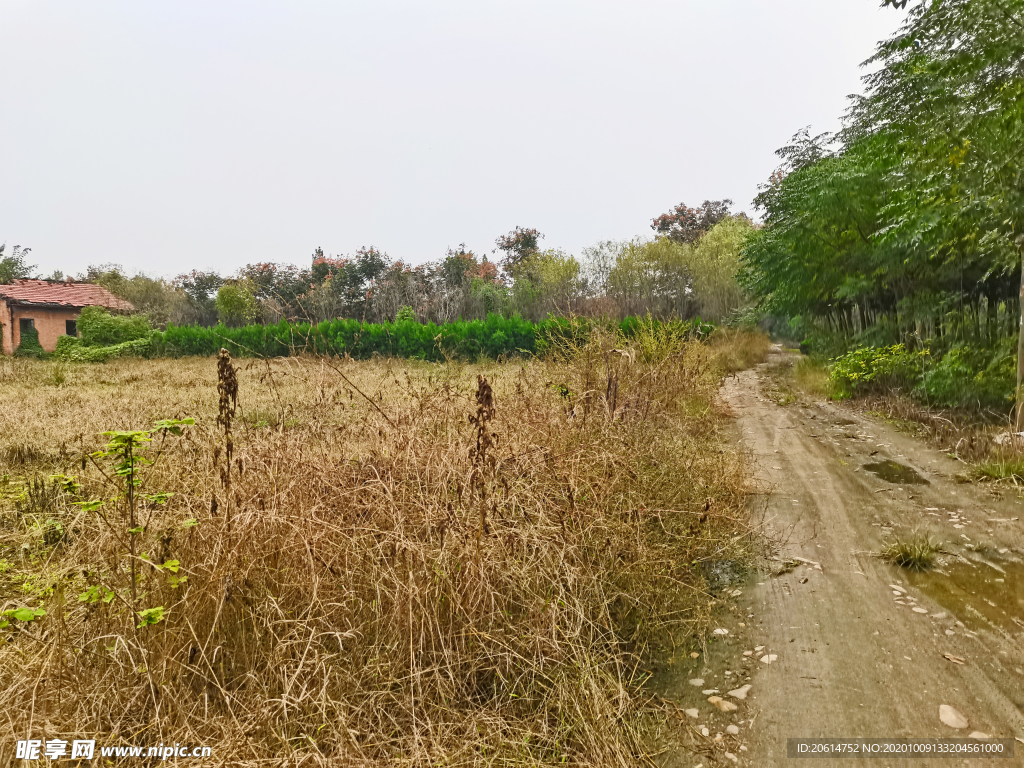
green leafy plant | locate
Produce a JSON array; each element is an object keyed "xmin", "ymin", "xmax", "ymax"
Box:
[
  {"xmin": 77, "ymin": 418, "xmax": 193, "ymax": 624},
  {"xmin": 829, "ymin": 344, "xmax": 928, "ymax": 398},
  {"xmin": 0, "ymin": 606, "xmax": 46, "ymax": 630},
  {"xmin": 78, "ymin": 306, "xmax": 152, "ymax": 346},
  {"xmin": 14, "ymin": 326, "xmax": 47, "ymax": 359}
]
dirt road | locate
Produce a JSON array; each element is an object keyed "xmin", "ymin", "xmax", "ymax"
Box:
[{"xmin": 659, "ymin": 348, "xmax": 1024, "ymax": 767}]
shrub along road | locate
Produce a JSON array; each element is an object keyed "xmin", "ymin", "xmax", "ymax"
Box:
[{"xmin": 662, "ymin": 347, "xmax": 1024, "ymax": 766}]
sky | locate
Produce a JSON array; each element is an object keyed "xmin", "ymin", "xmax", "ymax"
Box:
[{"xmin": 0, "ymin": 1, "xmax": 906, "ymax": 279}]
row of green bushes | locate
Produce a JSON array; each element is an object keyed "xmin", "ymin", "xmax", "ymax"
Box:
[
  {"xmin": 39, "ymin": 308, "xmax": 716, "ymax": 363},
  {"xmin": 828, "ymin": 339, "xmax": 1017, "ymax": 411}
]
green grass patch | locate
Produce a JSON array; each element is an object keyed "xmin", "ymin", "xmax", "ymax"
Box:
[{"xmin": 880, "ymin": 534, "xmax": 941, "ymax": 571}]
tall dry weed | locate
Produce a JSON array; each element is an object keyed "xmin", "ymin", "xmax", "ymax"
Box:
[{"xmin": 0, "ymin": 338, "xmax": 752, "ymax": 766}]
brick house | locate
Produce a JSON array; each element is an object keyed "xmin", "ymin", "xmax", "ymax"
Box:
[{"xmin": 0, "ymin": 279, "xmax": 134, "ymax": 355}]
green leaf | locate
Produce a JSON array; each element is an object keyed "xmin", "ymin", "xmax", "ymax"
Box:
[
  {"xmin": 11, "ymin": 607, "xmax": 45, "ymax": 622},
  {"xmin": 75, "ymin": 499, "xmax": 105, "ymax": 512},
  {"xmin": 136, "ymin": 606, "xmax": 165, "ymax": 628},
  {"xmin": 153, "ymin": 418, "xmax": 195, "ymax": 436},
  {"xmin": 128, "ymin": 526, "xmax": 144, "ymax": 536},
  {"xmin": 162, "ymin": 560, "xmax": 180, "ymax": 573},
  {"xmin": 180, "ymin": 518, "xmax": 198, "ymax": 529}
]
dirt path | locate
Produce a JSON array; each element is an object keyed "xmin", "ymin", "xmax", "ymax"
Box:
[{"xmin": 659, "ymin": 348, "xmax": 1024, "ymax": 767}]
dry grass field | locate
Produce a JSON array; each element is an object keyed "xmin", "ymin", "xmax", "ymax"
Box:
[{"xmin": 0, "ymin": 328, "xmax": 765, "ymax": 766}]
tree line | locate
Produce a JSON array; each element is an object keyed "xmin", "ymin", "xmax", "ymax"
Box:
[
  {"xmin": 3, "ymin": 211, "xmax": 753, "ymax": 329},
  {"xmin": 739, "ymin": 0, "xmax": 1024, "ymax": 408}
]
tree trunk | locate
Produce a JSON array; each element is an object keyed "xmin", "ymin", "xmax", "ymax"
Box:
[{"xmin": 1017, "ymin": 255, "xmax": 1024, "ymax": 430}]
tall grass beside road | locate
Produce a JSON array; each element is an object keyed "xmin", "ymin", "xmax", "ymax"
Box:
[{"xmin": 0, "ymin": 326, "xmax": 760, "ymax": 765}]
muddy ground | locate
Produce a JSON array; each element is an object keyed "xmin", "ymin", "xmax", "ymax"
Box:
[{"xmin": 654, "ymin": 346, "xmax": 1024, "ymax": 767}]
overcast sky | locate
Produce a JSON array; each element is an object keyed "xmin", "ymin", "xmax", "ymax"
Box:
[{"xmin": 0, "ymin": 1, "xmax": 905, "ymax": 279}]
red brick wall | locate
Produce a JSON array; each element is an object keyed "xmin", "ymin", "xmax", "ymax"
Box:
[{"xmin": 1, "ymin": 303, "xmax": 81, "ymax": 354}]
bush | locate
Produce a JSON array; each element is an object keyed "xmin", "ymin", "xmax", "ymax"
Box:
[
  {"xmin": 78, "ymin": 307, "xmax": 152, "ymax": 346},
  {"xmin": 917, "ymin": 341, "xmax": 1015, "ymax": 410},
  {"xmin": 53, "ymin": 336, "xmax": 152, "ymax": 363},
  {"xmin": 829, "ymin": 344, "xmax": 928, "ymax": 398}
]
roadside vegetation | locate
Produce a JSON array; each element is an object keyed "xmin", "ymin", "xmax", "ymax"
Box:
[
  {"xmin": 0, "ymin": 325, "xmax": 764, "ymax": 765},
  {"xmin": 740, "ymin": 0, "xmax": 1024, "ymax": 474}
]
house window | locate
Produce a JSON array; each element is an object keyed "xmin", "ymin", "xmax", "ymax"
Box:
[
  {"xmin": 66, "ymin": 319, "xmax": 78, "ymax": 337},
  {"xmin": 19, "ymin": 318, "xmax": 34, "ymax": 334}
]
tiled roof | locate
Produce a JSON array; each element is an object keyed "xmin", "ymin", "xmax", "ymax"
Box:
[{"xmin": 0, "ymin": 279, "xmax": 134, "ymax": 311}]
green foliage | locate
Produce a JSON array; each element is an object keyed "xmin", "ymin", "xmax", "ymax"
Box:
[
  {"xmin": 0, "ymin": 605, "xmax": 46, "ymax": 630},
  {"xmin": 395, "ymin": 306, "xmax": 417, "ymax": 324},
  {"xmin": 53, "ymin": 335, "xmax": 152, "ymax": 363},
  {"xmin": 143, "ymin": 314, "xmax": 716, "ymax": 362},
  {"xmin": 136, "ymin": 606, "xmax": 165, "ymax": 628},
  {"xmin": 13, "ymin": 326, "xmax": 46, "ymax": 359},
  {"xmin": 829, "ymin": 344, "xmax": 928, "ymax": 398},
  {"xmin": 78, "ymin": 306, "xmax": 152, "ymax": 346},
  {"xmin": 0, "ymin": 244, "xmax": 35, "ymax": 283},
  {"xmin": 917, "ymin": 341, "xmax": 1014, "ymax": 409},
  {"xmin": 216, "ymin": 281, "xmax": 261, "ymax": 327}
]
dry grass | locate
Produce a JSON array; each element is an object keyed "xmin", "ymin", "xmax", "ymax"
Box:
[
  {"xmin": 0, "ymin": 330, "xmax": 754, "ymax": 766},
  {"xmin": 706, "ymin": 329, "xmax": 772, "ymax": 374}
]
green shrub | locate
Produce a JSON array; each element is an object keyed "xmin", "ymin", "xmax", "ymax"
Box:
[
  {"xmin": 829, "ymin": 344, "xmax": 928, "ymax": 398},
  {"xmin": 78, "ymin": 307, "xmax": 152, "ymax": 346},
  {"xmin": 54, "ymin": 335, "xmax": 82, "ymax": 357},
  {"xmin": 395, "ymin": 306, "xmax": 417, "ymax": 324},
  {"xmin": 53, "ymin": 336, "xmax": 152, "ymax": 363},
  {"xmin": 147, "ymin": 315, "xmax": 716, "ymax": 361},
  {"xmin": 14, "ymin": 327, "xmax": 47, "ymax": 359},
  {"xmin": 916, "ymin": 341, "xmax": 1014, "ymax": 409}
]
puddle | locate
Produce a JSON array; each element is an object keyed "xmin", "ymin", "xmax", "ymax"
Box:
[
  {"xmin": 906, "ymin": 557, "xmax": 1024, "ymax": 633},
  {"xmin": 863, "ymin": 460, "xmax": 929, "ymax": 485}
]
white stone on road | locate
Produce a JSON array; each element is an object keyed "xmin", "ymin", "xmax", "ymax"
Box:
[
  {"xmin": 939, "ymin": 705, "xmax": 969, "ymax": 729},
  {"xmin": 689, "ymin": 678, "xmax": 705, "ymax": 686},
  {"xmin": 728, "ymin": 684, "xmax": 752, "ymax": 700},
  {"xmin": 685, "ymin": 708, "xmax": 699, "ymax": 719},
  {"xmin": 727, "ymin": 724, "xmax": 740, "ymax": 735},
  {"xmin": 759, "ymin": 654, "xmax": 778, "ymax": 664}
]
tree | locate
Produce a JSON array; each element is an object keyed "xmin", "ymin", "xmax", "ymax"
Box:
[
  {"xmin": 215, "ymin": 281, "xmax": 260, "ymax": 327},
  {"xmin": 495, "ymin": 227, "xmax": 543, "ymax": 274},
  {"xmin": 0, "ymin": 244, "xmax": 35, "ymax": 284},
  {"xmin": 651, "ymin": 200, "xmax": 733, "ymax": 244},
  {"xmin": 854, "ymin": 0, "xmax": 1024, "ymax": 421},
  {"xmin": 174, "ymin": 270, "xmax": 224, "ymax": 326},
  {"xmin": 689, "ymin": 216, "xmax": 753, "ymax": 322}
]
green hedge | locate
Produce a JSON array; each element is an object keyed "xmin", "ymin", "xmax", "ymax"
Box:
[
  {"xmin": 148, "ymin": 315, "xmax": 714, "ymax": 361},
  {"xmin": 54, "ymin": 335, "xmax": 153, "ymax": 363}
]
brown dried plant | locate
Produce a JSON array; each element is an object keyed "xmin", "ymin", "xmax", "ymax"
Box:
[{"xmin": 0, "ymin": 332, "xmax": 757, "ymax": 766}]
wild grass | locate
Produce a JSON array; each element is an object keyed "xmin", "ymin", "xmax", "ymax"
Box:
[
  {"xmin": 791, "ymin": 356, "xmax": 832, "ymax": 398},
  {"xmin": 974, "ymin": 453, "xmax": 1024, "ymax": 482},
  {"xmin": 0, "ymin": 328, "xmax": 755, "ymax": 766},
  {"xmin": 880, "ymin": 533, "xmax": 941, "ymax": 571},
  {"xmin": 706, "ymin": 328, "xmax": 772, "ymax": 374}
]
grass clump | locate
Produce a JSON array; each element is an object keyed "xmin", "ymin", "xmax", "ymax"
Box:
[
  {"xmin": 0, "ymin": 331, "xmax": 758, "ymax": 764},
  {"xmin": 880, "ymin": 533, "xmax": 941, "ymax": 571},
  {"xmin": 974, "ymin": 453, "xmax": 1024, "ymax": 482}
]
